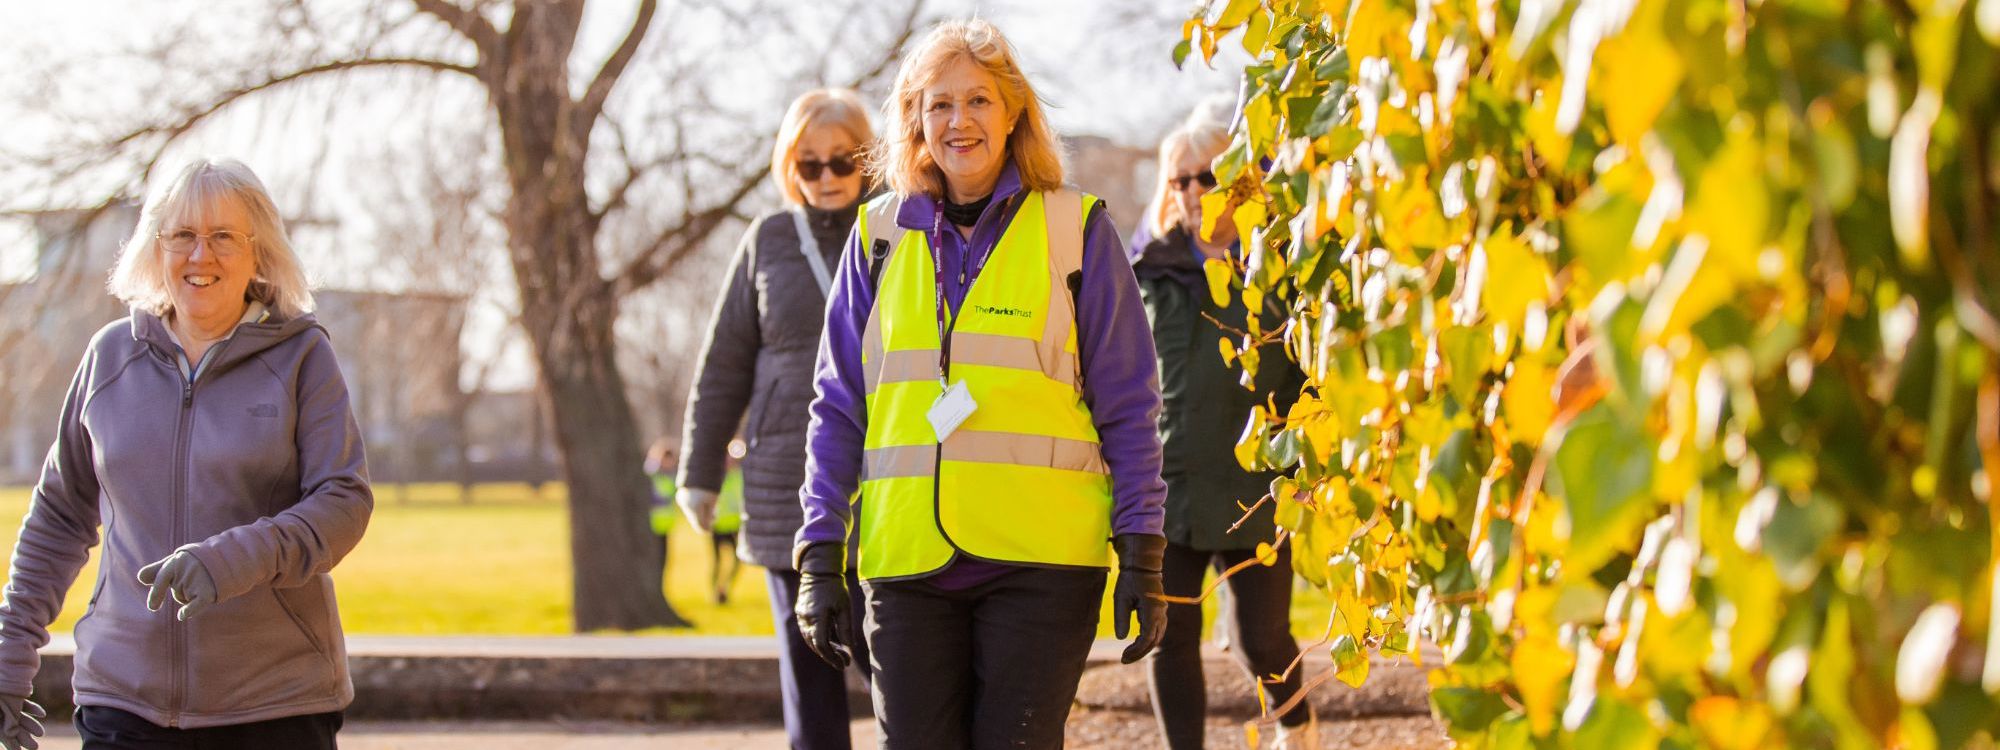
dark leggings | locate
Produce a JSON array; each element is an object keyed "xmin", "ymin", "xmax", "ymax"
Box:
[
  {"xmin": 75, "ymin": 705, "xmax": 341, "ymax": 749},
  {"xmin": 1147, "ymin": 542, "xmax": 1308, "ymax": 749}
]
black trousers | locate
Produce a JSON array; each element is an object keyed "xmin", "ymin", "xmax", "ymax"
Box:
[
  {"xmin": 75, "ymin": 705, "xmax": 341, "ymax": 750},
  {"xmin": 767, "ymin": 568, "xmax": 874, "ymax": 750},
  {"xmin": 1148, "ymin": 542, "xmax": 1308, "ymax": 749},
  {"xmin": 863, "ymin": 566, "xmax": 1105, "ymax": 750}
]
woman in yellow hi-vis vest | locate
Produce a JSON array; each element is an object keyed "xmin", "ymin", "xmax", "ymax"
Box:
[{"xmin": 792, "ymin": 18, "xmax": 1170, "ymax": 750}]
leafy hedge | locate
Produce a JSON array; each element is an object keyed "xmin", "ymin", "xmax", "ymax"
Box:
[{"xmin": 1181, "ymin": 0, "xmax": 1999, "ymax": 746}]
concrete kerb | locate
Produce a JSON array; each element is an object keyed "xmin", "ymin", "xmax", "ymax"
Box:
[{"xmin": 28, "ymin": 635, "xmax": 1434, "ymax": 723}]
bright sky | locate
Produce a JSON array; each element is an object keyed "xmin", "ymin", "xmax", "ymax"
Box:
[{"xmin": 0, "ymin": 0, "xmax": 1253, "ymax": 390}]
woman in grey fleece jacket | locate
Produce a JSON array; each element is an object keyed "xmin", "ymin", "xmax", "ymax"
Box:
[
  {"xmin": 0, "ymin": 160, "xmax": 371, "ymax": 750},
  {"xmin": 674, "ymin": 89, "xmax": 875, "ymax": 750}
]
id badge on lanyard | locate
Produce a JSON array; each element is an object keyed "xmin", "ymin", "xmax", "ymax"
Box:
[{"xmin": 926, "ymin": 209, "xmax": 983, "ymax": 441}]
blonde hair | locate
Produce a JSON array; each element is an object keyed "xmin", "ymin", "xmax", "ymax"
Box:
[
  {"xmin": 108, "ymin": 158, "xmax": 314, "ymax": 318},
  {"xmin": 872, "ymin": 19, "xmax": 1066, "ymax": 198},
  {"xmin": 1144, "ymin": 110, "xmax": 1232, "ymax": 240},
  {"xmin": 770, "ymin": 88, "xmax": 876, "ymax": 207}
]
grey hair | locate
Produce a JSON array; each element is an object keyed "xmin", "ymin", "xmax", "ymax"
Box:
[{"xmin": 107, "ymin": 158, "xmax": 314, "ymax": 318}]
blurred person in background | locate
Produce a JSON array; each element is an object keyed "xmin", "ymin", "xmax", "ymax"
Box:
[
  {"xmin": 792, "ymin": 19, "xmax": 1168, "ymax": 749},
  {"xmin": 709, "ymin": 440, "xmax": 747, "ymax": 604},
  {"xmin": 676, "ymin": 88, "xmax": 877, "ymax": 750},
  {"xmin": 1131, "ymin": 108, "xmax": 1315, "ymax": 749},
  {"xmin": 644, "ymin": 438, "xmax": 680, "ymax": 595},
  {"xmin": 0, "ymin": 158, "xmax": 372, "ymax": 750}
]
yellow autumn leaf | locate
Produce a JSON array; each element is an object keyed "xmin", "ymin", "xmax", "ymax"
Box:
[
  {"xmin": 1690, "ymin": 696, "xmax": 1777, "ymax": 750},
  {"xmin": 1219, "ymin": 336, "xmax": 1238, "ymax": 366},
  {"xmin": 1235, "ymin": 405, "xmax": 1268, "ymax": 471},
  {"xmin": 1288, "ymin": 391, "xmax": 1338, "ymax": 451},
  {"xmin": 1688, "ymin": 129, "xmax": 1768, "ymax": 280},
  {"xmin": 1201, "ymin": 190, "xmax": 1233, "ymax": 243},
  {"xmin": 1596, "ymin": 21, "xmax": 1684, "ymax": 147},
  {"xmin": 1481, "ymin": 229, "xmax": 1551, "ymax": 333},
  {"xmin": 1344, "ymin": 0, "xmax": 1392, "ymax": 60},
  {"xmin": 1256, "ymin": 541, "xmax": 1279, "ymax": 566},
  {"xmin": 1232, "ymin": 198, "xmax": 1270, "ymax": 254},
  {"xmin": 1503, "ymin": 359, "xmax": 1556, "ymax": 441},
  {"xmin": 1511, "ymin": 633, "xmax": 1575, "ymax": 735},
  {"xmin": 1315, "ymin": 475, "xmax": 1355, "ymax": 515},
  {"xmin": 1378, "ymin": 177, "xmax": 1453, "ymax": 252},
  {"xmin": 1204, "ymin": 257, "xmax": 1234, "ymax": 308}
]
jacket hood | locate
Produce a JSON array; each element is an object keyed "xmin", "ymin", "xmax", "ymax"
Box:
[{"xmin": 130, "ymin": 305, "xmax": 325, "ymax": 376}]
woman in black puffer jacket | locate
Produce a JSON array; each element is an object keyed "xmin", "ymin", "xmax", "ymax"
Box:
[{"xmin": 676, "ymin": 88, "xmax": 875, "ymax": 750}]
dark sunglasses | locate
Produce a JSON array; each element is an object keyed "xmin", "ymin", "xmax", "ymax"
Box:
[
  {"xmin": 798, "ymin": 154, "xmax": 858, "ymax": 181},
  {"xmin": 1170, "ymin": 171, "xmax": 1218, "ymax": 191}
]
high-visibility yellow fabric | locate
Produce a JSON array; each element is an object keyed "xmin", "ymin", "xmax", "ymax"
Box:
[{"xmin": 851, "ymin": 190, "xmax": 1113, "ymax": 580}]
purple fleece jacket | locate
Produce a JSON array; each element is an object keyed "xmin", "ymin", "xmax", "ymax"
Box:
[
  {"xmin": 0, "ymin": 309, "xmax": 370, "ymax": 728},
  {"xmin": 795, "ymin": 163, "xmax": 1167, "ymax": 583}
]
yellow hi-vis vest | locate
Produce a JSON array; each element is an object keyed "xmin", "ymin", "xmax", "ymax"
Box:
[{"xmin": 853, "ymin": 189, "xmax": 1114, "ymax": 581}]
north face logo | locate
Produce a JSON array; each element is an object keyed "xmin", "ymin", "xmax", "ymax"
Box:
[
  {"xmin": 248, "ymin": 404, "xmax": 280, "ymax": 418},
  {"xmin": 973, "ymin": 305, "xmax": 1033, "ymax": 319}
]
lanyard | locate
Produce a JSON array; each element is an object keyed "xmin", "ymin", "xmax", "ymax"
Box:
[{"xmin": 928, "ymin": 202, "xmax": 1001, "ymax": 385}]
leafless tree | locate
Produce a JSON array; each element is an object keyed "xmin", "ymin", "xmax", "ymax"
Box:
[{"xmin": 2, "ymin": 0, "xmax": 928, "ymax": 630}]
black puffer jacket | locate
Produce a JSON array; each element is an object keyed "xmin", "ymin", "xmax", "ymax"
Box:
[
  {"xmin": 679, "ymin": 202, "xmax": 857, "ymax": 568},
  {"xmin": 1132, "ymin": 225, "xmax": 1305, "ymax": 551}
]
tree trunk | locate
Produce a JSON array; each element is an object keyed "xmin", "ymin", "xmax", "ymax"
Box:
[
  {"xmin": 486, "ymin": 1, "xmax": 688, "ymax": 630},
  {"xmin": 527, "ymin": 292, "xmax": 689, "ymax": 630}
]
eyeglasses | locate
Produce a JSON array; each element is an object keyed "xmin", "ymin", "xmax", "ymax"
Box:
[
  {"xmin": 158, "ymin": 228, "xmax": 254, "ymax": 257},
  {"xmin": 1170, "ymin": 171, "xmax": 1218, "ymax": 191},
  {"xmin": 797, "ymin": 154, "xmax": 858, "ymax": 181}
]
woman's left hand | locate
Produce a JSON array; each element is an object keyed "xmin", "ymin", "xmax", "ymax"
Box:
[{"xmin": 137, "ymin": 550, "xmax": 218, "ymax": 622}]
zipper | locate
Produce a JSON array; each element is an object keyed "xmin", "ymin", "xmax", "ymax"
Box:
[
  {"xmin": 168, "ymin": 367, "xmax": 192, "ymax": 727},
  {"xmin": 165, "ymin": 336, "xmax": 229, "ymax": 727}
]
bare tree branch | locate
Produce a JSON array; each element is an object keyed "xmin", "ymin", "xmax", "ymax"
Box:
[
  {"xmin": 410, "ymin": 0, "xmax": 502, "ymax": 59},
  {"xmin": 102, "ymin": 56, "xmax": 477, "ymax": 159},
  {"xmin": 608, "ymin": 166, "xmax": 766, "ymax": 298},
  {"xmin": 574, "ymin": 0, "xmax": 658, "ymax": 142},
  {"xmin": 844, "ymin": 0, "xmax": 927, "ymax": 90}
]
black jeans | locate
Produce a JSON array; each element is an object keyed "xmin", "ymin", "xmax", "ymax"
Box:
[
  {"xmin": 767, "ymin": 568, "xmax": 874, "ymax": 750},
  {"xmin": 1148, "ymin": 542, "xmax": 1308, "ymax": 749},
  {"xmin": 863, "ymin": 566, "xmax": 1105, "ymax": 750},
  {"xmin": 75, "ymin": 705, "xmax": 341, "ymax": 750}
]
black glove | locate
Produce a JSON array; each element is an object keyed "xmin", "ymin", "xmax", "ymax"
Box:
[
  {"xmin": 793, "ymin": 541, "xmax": 856, "ymax": 669},
  {"xmin": 1113, "ymin": 533, "xmax": 1168, "ymax": 664}
]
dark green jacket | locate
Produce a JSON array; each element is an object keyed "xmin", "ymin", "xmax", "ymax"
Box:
[{"xmin": 1132, "ymin": 227, "xmax": 1305, "ymax": 551}]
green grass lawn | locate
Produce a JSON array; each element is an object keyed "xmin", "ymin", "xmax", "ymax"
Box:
[{"xmin": 0, "ymin": 483, "xmax": 1333, "ymax": 640}]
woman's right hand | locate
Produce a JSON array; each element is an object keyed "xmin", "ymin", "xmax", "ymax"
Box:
[
  {"xmin": 678, "ymin": 489, "xmax": 720, "ymax": 533},
  {"xmin": 0, "ymin": 693, "xmax": 44, "ymax": 750}
]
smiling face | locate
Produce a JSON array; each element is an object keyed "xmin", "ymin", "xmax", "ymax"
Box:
[
  {"xmin": 162, "ymin": 194, "xmax": 257, "ymax": 328},
  {"xmin": 921, "ymin": 56, "xmax": 1013, "ymax": 203},
  {"xmin": 792, "ymin": 124, "xmax": 864, "ymax": 211}
]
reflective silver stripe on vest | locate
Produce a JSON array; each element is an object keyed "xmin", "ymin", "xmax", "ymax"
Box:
[
  {"xmin": 864, "ymin": 334, "xmax": 1079, "ymax": 394},
  {"xmin": 1038, "ymin": 190, "xmax": 1084, "ymax": 388},
  {"xmin": 867, "ymin": 349, "xmax": 938, "ymax": 392},
  {"xmin": 861, "ymin": 431, "xmax": 1109, "ymax": 481}
]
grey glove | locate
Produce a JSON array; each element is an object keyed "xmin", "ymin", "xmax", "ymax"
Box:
[
  {"xmin": 137, "ymin": 549, "xmax": 218, "ymax": 621},
  {"xmin": 0, "ymin": 693, "xmax": 44, "ymax": 750},
  {"xmin": 678, "ymin": 488, "xmax": 719, "ymax": 533}
]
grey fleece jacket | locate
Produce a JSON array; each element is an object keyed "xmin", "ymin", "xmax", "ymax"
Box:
[
  {"xmin": 678, "ymin": 203, "xmax": 856, "ymax": 569},
  {"xmin": 0, "ymin": 308, "xmax": 372, "ymax": 729}
]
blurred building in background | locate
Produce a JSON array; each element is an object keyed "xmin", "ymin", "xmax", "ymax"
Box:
[{"xmin": 0, "ymin": 206, "xmax": 559, "ymax": 488}]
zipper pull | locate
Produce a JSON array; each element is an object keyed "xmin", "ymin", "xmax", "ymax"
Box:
[{"xmin": 182, "ymin": 382, "xmax": 193, "ymax": 407}]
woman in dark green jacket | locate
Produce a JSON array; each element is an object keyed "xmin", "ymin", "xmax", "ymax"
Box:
[{"xmin": 1132, "ymin": 112, "xmax": 1316, "ymax": 750}]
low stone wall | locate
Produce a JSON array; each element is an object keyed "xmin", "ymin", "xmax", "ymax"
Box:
[{"xmin": 28, "ymin": 636, "xmax": 1431, "ymax": 724}]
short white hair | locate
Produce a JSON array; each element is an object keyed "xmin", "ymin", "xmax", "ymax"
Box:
[{"xmin": 108, "ymin": 158, "xmax": 314, "ymax": 318}]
